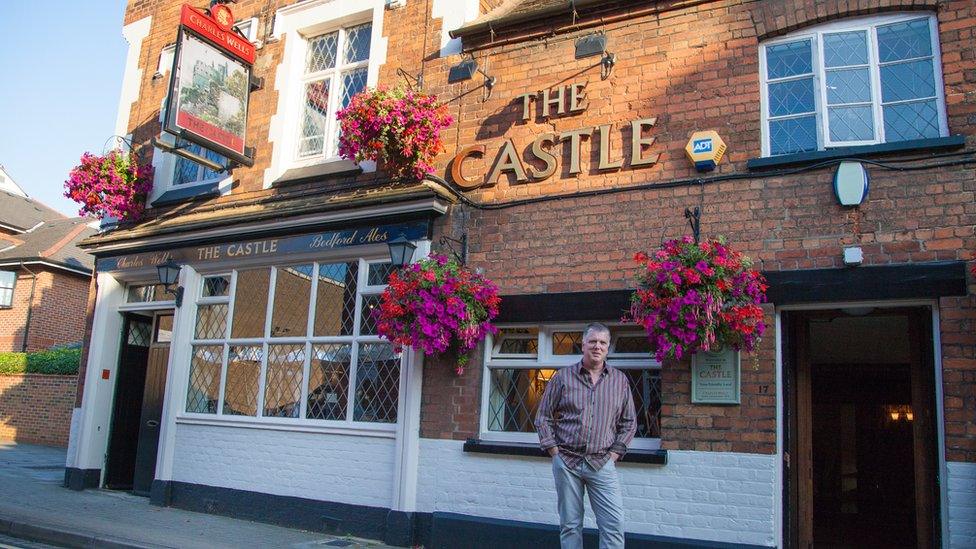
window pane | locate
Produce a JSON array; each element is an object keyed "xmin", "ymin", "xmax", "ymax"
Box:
[
  {"xmin": 826, "ymin": 68, "xmax": 871, "ymax": 105},
  {"xmin": 127, "ymin": 320, "xmax": 152, "ymax": 347},
  {"xmin": 314, "ymin": 262, "xmax": 358, "ymax": 336},
  {"xmin": 828, "ymin": 106, "xmax": 874, "ymax": 141},
  {"xmin": 354, "ymin": 343, "xmax": 400, "ymax": 423},
  {"xmin": 231, "ymin": 268, "xmax": 270, "ymax": 339},
  {"xmin": 270, "ymin": 265, "xmax": 312, "ymax": 338},
  {"xmin": 552, "ymin": 332, "xmax": 583, "ymax": 355},
  {"xmin": 880, "ymin": 60, "xmax": 936, "ymax": 103},
  {"xmin": 195, "ymin": 304, "xmax": 228, "ymax": 339},
  {"xmin": 883, "ymin": 100, "xmax": 941, "ymax": 141},
  {"xmin": 202, "ymin": 276, "xmax": 230, "ymax": 297},
  {"xmin": 766, "ymin": 40, "xmax": 812, "ymax": 79},
  {"xmin": 306, "ymin": 32, "xmax": 337, "ymax": 72},
  {"xmin": 768, "ymin": 78, "xmax": 816, "ymax": 117},
  {"xmin": 343, "ymin": 23, "xmax": 372, "ymax": 64},
  {"xmin": 264, "ymin": 344, "xmax": 305, "ymax": 418},
  {"xmin": 622, "ymin": 368, "xmax": 662, "ymax": 438},
  {"xmin": 494, "ymin": 327, "xmax": 540, "ymax": 356},
  {"xmin": 0, "ymin": 288, "xmax": 12, "ymax": 307},
  {"xmin": 487, "ymin": 368, "xmax": 552, "ymax": 432},
  {"xmin": 359, "ymin": 294, "xmax": 381, "ymax": 335},
  {"xmin": 174, "ymin": 156, "xmax": 200, "ymax": 186},
  {"xmin": 877, "ymin": 18, "xmax": 931, "ymax": 63},
  {"xmin": 186, "ymin": 345, "xmax": 222, "ymax": 413},
  {"xmin": 823, "ymin": 31, "xmax": 868, "ymax": 68},
  {"xmin": 154, "ymin": 315, "xmax": 174, "ymax": 343},
  {"xmin": 223, "ymin": 345, "xmax": 261, "ymax": 416},
  {"xmin": 769, "ymin": 115, "xmax": 818, "ymax": 155},
  {"xmin": 612, "ymin": 335, "xmax": 652, "ymax": 354},
  {"xmin": 127, "ymin": 283, "xmax": 169, "ymax": 303},
  {"xmin": 367, "ymin": 262, "xmax": 395, "ymax": 286},
  {"xmin": 308, "ymin": 343, "xmax": 351, "ymax": 420},
  {"xmin": 299, "ymin": 79, "xmax": 330, "ymax": 157},
  {"xmin": 340, "ymin": 68, "xmax": 368, "ymax": 109}
]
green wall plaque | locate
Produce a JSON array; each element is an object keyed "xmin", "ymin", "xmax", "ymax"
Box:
[{"xmin": 691, "ymin": 348, "xmax": 740, "ymax": 404}]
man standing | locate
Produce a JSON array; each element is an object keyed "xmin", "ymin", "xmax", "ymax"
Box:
[{"xmin": 535, "ymin": 322, "xmax": 637, "ymax": 549}]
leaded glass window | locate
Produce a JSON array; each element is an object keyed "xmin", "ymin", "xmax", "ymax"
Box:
[
  {"xmin": 184, "ymin": 260, "xmax": 400, "ymax": 426},
  {"xmin": 298, "ymin": 22, "xmax": 371, "ymax": 160},
  {"xmin": 761, "ymin": 14, "xmax": 946, "ymax": 156},
  {"xmin": 483, "ymin": 325, "xmax": 662, "ymax": 448}
]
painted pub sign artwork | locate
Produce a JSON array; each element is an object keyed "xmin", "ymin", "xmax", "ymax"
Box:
[{"xmin": 163, "ymin": 4, "xmax": 256, "ymax": 166}]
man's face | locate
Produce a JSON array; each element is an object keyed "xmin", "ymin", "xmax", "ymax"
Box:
[{"xmin": 582, "ymin": 329, "xmax": 610, "ymax": 365}]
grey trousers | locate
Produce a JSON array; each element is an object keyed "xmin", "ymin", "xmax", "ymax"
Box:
[{"xmin": 551, "ymin": 454, "xmax": 625, "ymax": 549}]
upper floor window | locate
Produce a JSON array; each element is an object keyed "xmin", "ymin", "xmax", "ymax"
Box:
[
  {"xmin": 760, "ymin": 14, "xmax": 947, "ymax": 156},
  {"xmin": 0, "ymin": 271, "xmax": 15, "ymax": 308},
  {"xmin": 173, "ymin": 139, "xmax": 227, "ymax": 187},
  {"xmin": 297, "ymin": 23, "xmax": 371, "ymax": 160}
]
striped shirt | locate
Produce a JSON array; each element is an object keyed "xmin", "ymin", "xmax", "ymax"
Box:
[{"xmin": 535, "ymin": 361, "xmax": 637, "ymax": 470}]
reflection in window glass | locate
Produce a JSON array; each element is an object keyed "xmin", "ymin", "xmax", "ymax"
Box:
[
  {"xmin": 354, "ymin": 343, "xmax": 399, "ymax": 423},
  {"xmin": 314, "ymin": 262, "xmax": 358, "ymax": 336},
  {"xmin": 202, "ymin": 276, "xmax": 230, "ymax": 297},
  {"xmin": 195, "ymin": 304, "xmax": 228, "ymax": 339},
  {"xmin": 366, "ymin": 262, "xmax": 395, "ymax": 286},
  {"xmin": 271, "ymin": 265, "xmax": 312, "ymax": 337},
  {"xmin": 493, "ymin": 327, "xmax": 539, "ymax": 355},
  {"xmin": 264, "ymin": 344, "xmax": 305, "ymax": 418},
  {"xmin": 231, "ymin": 268, "xmax": 270, "ymax": 338},
  {"xmin": 223, "ymin": 345, "xmax": 262, "ymax": 416},
  {"xmin": 126, "ymin": 283, "xmax": 169, "ymax": 303},
  {"xmin": 308, "ymin": 343, "xmax": 351, "ymax": 420},
  {"xmin": 552, "ymin": 332, "xmax": 583, "ymax": 355},
  {"xmin": 186, "ymin": 345, "xmax": 222, "ymax": 413}
]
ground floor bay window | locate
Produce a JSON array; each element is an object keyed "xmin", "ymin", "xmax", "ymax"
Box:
[
  {"xmin": 183, "ymin": 258, "xmax": 401, "ymax": 427},
  {"xmin": 481, "ymin": 324, "xmax": 662, "ymax": 449}
]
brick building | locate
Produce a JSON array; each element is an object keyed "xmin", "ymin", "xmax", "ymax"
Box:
[
  {"xmin": 0, "ymin": 190, "xmax": 95, "ymax": 352},
  {"xmin": 67, "ymin": 0, "xmax": 975, "ymax": 547}
]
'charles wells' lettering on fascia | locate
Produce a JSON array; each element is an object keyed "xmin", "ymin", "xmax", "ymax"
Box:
[{"xmin": 451, "ymin": 82, "xmax": 659, "ymax": 190}]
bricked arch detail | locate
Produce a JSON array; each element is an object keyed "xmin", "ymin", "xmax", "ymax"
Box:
[{"xmin": 750, "ymin": 0, "xmax": 940, "ymax": 41}]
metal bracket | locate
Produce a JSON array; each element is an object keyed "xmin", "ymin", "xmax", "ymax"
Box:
[
  {"xmin": 249, "ymin": 74, "xmax": 264, "ymax": 91},
  {"xmin": 684, "ymin": 207, "xmax": 701, "ymax": 244},
  {"xmin": 397, "ymin": 67, "xmax": 424, "ymax": 90},
  {"xmin": 439, "ymin": 234, "xmax": 468, "ymax": 265}
]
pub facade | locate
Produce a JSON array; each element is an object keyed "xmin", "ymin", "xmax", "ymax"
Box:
[{"xmin": 67, "ymin": 0, "xmax": 975, "ymax": 547}]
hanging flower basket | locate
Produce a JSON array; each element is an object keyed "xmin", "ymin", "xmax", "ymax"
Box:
[
  {"xmin": 336, "ymin": 86, "xmax": 454, "ymax": 181},
  {"xmin": 64, "ymin": 150, "xmax": 154, "ymax": 221},
  {"xmin": 374, "ymin": 254, "xmax": 500, "ymax": 374},
  {"xmin": 626, "ymin": 236, "xmax": 768, "ymax": 362}
]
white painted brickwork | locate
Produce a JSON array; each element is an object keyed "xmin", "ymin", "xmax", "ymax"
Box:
[
  {"xmin": 172, "ymin": 423, "xmax": 396, "ymax": 508},
  {"xmin": 947, "ymin": 461, "xmax": 976, "ymax": 548},
  {"xmin": 416, "ymin": 439, "xmax": 777, "ymax": 547}
]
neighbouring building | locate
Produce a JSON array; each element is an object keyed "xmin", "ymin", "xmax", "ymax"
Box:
[
  {"xmin": 66, "ymin": 1, "xmax": 975, "ymax": 548},
  {"xmin": 0, "ymin": 189, "xmax": 95, "ymax": 352}
]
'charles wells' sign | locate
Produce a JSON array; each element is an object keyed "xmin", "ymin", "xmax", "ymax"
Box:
[{"xmin": 449, "ymin": 82, "xmax": 658, "ymax": 190}]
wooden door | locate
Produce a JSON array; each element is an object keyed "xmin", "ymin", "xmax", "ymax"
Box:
[{"xmin": 131, "ymin": 313, "xmax": 172, "ymax": 496}]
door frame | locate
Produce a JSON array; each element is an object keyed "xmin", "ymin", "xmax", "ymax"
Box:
[{"xmin": 775, "ymin": 299, "xmax": 948, "ymax": 548}]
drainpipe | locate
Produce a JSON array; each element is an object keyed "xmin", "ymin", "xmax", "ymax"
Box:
[{"xmin": 20, "ymin": 261, "xmax": 37, "ymax": 353}]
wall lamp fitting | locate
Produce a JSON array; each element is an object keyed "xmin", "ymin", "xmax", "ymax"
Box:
[
  {"xmin": 447, "ymin": 58, "xmax": 496, "ymax": 101},
  {"xmin": 439, "ymin": 234, "xmax": 468, "ymax": 265},
  {"xmin": 156, "ymin": 259, "xmax": 185, "ymax": 307}
]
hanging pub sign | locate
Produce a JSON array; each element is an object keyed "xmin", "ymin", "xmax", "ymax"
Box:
[{"xmin": 162, "ymin": 4, "xmax": 257, "ymax": 167}]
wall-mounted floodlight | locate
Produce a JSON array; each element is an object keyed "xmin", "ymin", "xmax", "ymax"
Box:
[{"xmin": 447, "ymin": 58, "xmax": 496, "ymax": 101}]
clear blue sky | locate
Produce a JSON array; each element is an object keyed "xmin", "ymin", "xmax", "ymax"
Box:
[{"xmin": 0, "ymin": 1, "xmax": 128, "ymax": 217}]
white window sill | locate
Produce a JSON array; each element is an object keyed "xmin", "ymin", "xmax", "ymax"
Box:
[
  {"xmin": 176, "ymin": 414, "xmax": 397, "ymax": 438},
  {"xmin": 272, "ymin": 158, "xmax": 363, "ymax": 187}
]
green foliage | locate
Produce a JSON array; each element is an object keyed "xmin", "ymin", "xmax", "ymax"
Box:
[{"xmin": 0, "ymin": 348, "xmax": 81, "ymax": 375}]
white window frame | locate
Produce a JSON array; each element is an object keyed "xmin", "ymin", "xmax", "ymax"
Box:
[
  {"xmin": 264, "ymin": 0, "xmax": 389, "ymax": 186},
  {"xmin": 295, "ymin": 23, "xmax": 371, "ymax": 162},
  {"xmin": 759, "ymin": 13, "xmax": 948, "ymax": 157},
  {"xmin": 480, "ymin": 323, "xmax": 662, "ymax": 450},
  {"xmin": 0, "ymin": 270, "xmax": 16, "ymax": 308},
  {"xmin": 180, "ymin": 258, "xmax": 402, "ymax": 434}
]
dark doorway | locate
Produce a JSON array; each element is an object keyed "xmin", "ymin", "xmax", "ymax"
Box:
[
  {"xmin": 105, "ymin": 312, "xmax": 172, "ymax": 495},
  {"xmin": 783, "ymin": 307, "xmax": 940, "ymax": 549}
]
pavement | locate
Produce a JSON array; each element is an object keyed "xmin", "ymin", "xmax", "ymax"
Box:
[{"xmin": 0, "ymin": 441, "xmax": 402, "ymax": 549}]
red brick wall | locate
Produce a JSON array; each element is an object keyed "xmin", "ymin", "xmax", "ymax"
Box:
[
  {"xmin": 113, "ymin": 0, "xmax": 975, "ymax": 460},
  {"xmin": 0, "ymin": 268, "xmax": 91, "ymax": 352},
  {"xmin": 0, "ymin": 374, "xmax": 77, "ymax": 447}
]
